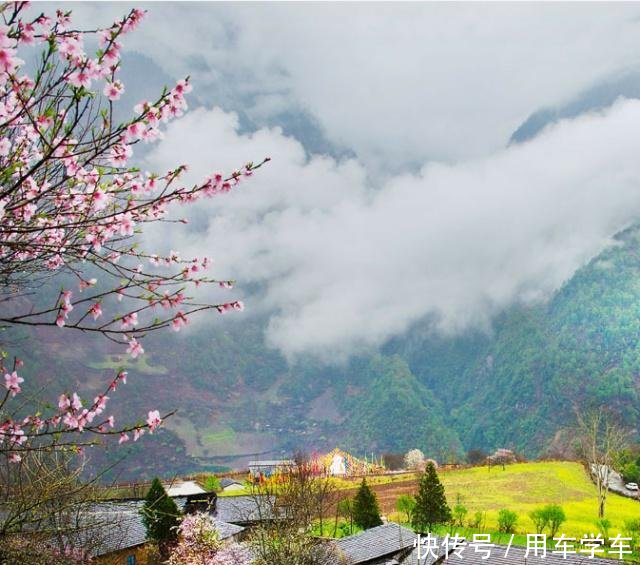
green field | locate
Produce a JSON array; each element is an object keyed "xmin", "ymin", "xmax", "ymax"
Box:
[
  {"xmin": 87, "ymin": 353, "xmax": 168, "ymax": 375},
  {"xmin": 435, "ymin": 461, "xmax": 638, "ymax": 538},
  {"xmin": 223, "ymin": 461, "xmax": 640, "ymax": 539}
]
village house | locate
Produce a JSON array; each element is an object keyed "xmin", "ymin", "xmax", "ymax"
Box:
[
  {"xmin": 248, "ymin": 459, "xmax": 295, "ymax": 480},
  {"xmin": 219, "ymin": 477, "xmax": 245, "ymax": 493}
]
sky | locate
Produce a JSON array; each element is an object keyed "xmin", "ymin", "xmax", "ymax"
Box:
[{"xmin": 65, "ymin": 2, "xmax": 640, "ymax": 359}]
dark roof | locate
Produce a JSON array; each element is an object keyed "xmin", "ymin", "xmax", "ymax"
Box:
[
  {"xmin": 212, "ymin": 519, "xmax": 245, "ymax": 540},
  {"xmin": 56, "ymin": 499, "xmax": 242, "ymax": 557},
  {"xmin": 51, "ymin": 502, "xmax": 146, "ymax": 558},
  {"xmin": 401, "ymin": 536, "xmax": 447, "ymax": 565},
  {"xmin": 214, "ymin": 495, "xmax": 276, "ymax": 524},
  {"xmin": 335, "ymin": 524, "xmax": 416, "ymax": 564},
  {"xmin": 440, "ymin": 542, "xmax": 622, "ymax": 565},
  {"xmin": 220, "ymin": 478, "xmax": 243, "ymax": 488},
  {"xmin": 402, "ymin": 538, "xmax": 622, "ymax": 565}
]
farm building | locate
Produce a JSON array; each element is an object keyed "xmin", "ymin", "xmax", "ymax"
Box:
[{"xmin": 248, "ymin": 459, "xmax": 295, "ymax": 479}]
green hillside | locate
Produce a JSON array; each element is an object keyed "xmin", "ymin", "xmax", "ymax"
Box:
[{"xmin": 16, "ymin": 226, "xmax": 640, "ymax": 479}]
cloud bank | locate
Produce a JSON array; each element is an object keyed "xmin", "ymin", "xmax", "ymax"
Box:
[
  {"xmin": 144, "ymin": 98, "xmax": 640, "ymax": 359},
  {"xmin": 71, "ymin": 3, "xmax": 640, "ymax": 171}
]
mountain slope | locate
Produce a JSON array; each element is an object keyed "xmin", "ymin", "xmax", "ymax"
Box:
[{"xmin": 11, "ymin": 226, "xmax": 640, "ymax": 479}]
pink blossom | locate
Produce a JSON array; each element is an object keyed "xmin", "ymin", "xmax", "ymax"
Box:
[
  {"xmin": 103, "ymin": 80, "xmax": 124, "ymax": 101},
  {"xmin": 171, "ymin": 311, "xmax": 188, "ymax": 331},
  {"xmin": 8, "ymin": 453, "xmax": 21, "ymax": 463},
  {"xmin": 36, "ymin": 114, "xmax": 54, "ymax": 129},
  {"xmin": 0, "ymin": 137, "xmax": 11, "ymax": 156},
  {"xmin": 58, "ymin": 394, "xmax": 71, "ymax": 410},
  {"xmin": 174, "ymin": 78, "xmax": 193, "ymax": 95},
  {"xmin": 146, "ymin": 410, "xmax": 161, "ymax": 432},
  {"xmin": 57, "ymin": 35, "xmax": 83, "ymax": 60},
  {"xmin": 4, "ymin": 371, "xmax": 24, "ymax": 397},
  {"xmin": 0, "ymin": 46, "xmax": 24, "ymax": 75},
  {"xmin": 93, "ymin": 394, "xmax": 108, "ymax": 413},
  {"xmin": 125, "ymin": 121, "xmax": 144, "ymax": 141},
  {"xmin": 126, "ymin": 338, "xmax": 144, "ymax": 358},
  {"xmin": 92, "ymin": 189, "xmax": 111, "ymax": 211},
  {"xmin": 67, "ymin": 69, "xmax": 92, "ymax": 89},
  {"xmin": 56, "ymin": 313, "xmax": 65, "ymax": 327},
  {"xmin": 79, "ymin": 278, "xmax": 97, "ymax": 291},
  {"xmin": 118, "ymin": 432, "xmax": 129, "ymax": 444},
  {"xmin": 89, "ymin": 302, "xmax": 103, "ymax": 320},
  {"xmin": 121, "ymin": 312, "xmax": 138, "ymax": 329},
  {"xmin": 116, "ymin": 211, "xmax": 135, "ymax": 236},
  {"xmin": 18, "ymin": 22, "xmax": 36, "ymax": 44},
  {"xmin": 133, "ymin": 427, "xmax": 144, "ymax": 441},
  {"xmin": 107, "ymin": 415, "xmax": 115, "ymax": 428},
  {"xmin": 71, "ymin": 392, "xmax": 82, "ymax": 411}
]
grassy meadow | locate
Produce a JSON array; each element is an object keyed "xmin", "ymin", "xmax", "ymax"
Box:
[
  {"xmin": 308, "ymin": 461, "xmax": 640, "ymax": 543},
  {"xmin": 433, "ymin": 461, "xmax": 639, "ymax": 538}
]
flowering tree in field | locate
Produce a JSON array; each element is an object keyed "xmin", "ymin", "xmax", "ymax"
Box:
[
  {"xmin": 404, "ymin": 448, "xmax": 425, "ymax": 470},
  {"xmin": 0, "ymin": 0, "xmax": 265, "ymax": 503}
]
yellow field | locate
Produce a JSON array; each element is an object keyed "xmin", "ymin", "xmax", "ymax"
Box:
[{"xmin": 417, "ymin": 461, "xmax": 640, "ymax": 538}]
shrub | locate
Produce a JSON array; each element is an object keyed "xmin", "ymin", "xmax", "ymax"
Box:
[
  {"xmin": 543, "ymin": 504, "xmax": 566, "ymax": 538},
  {"xmin": 528, "ymin": 504, "xmax": 565, "ymax": 537},
  {"xmin": 497, "ymin": 509, "xmax": 518, "ymax": 534},
  {"xmin": 529, "ymin": 508, "xmax": 548, "ymax": 534},
  {"xmin": 621, "ymin": 462, "xmax": 640, "ymax": 483},
  {"xmin": 203, "ymin": 475, "xmax": 221, "ymax": 492},
  {"xmin": 469, "ymin": 510, "xmax": 484, "ymax": 529},
  {"xmin": 452, "ymin": 503, "xmax": 468, "ymax": 527},
  {"xmin": 595, "ymin": 518, "xmax": 611, "ymax": 540},
  {"xmin": 396, "ymin": 495, "xmax": 416, "ymax": 524}
]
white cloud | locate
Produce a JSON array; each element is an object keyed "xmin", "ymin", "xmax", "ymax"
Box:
[
  {"xmin": 70, "ymin": 2, "xmax": 640, "ymax": 171},
  {"xmin": 144, "ymin": 98, "xmax": 640, "ymax": 360}
]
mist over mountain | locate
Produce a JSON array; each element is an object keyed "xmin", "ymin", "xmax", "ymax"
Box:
[
  {"xmin": 511, "ymin": 70, "xmax": 640, "ymax": 144},
  {"xmin": 16, "ymin": 221, "xmax": 640, "ymax": 481}
]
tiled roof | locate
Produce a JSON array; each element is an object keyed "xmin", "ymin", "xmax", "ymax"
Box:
[
  {"xmin": 401, "ymin": 538, "xmax": 622, "ymax": 565},
  {"xmin": 53, "ymin": 504, "xmax": 146, "ymax": 558},
  {"xmin": 57, "ymin": 499, "xmax": 243, "ymax": 557},
  {"xmin": 214, "ymin": 495, "xmax": 276, "ymax": 524},
  {"xmin": 440, "ymin": 542, "xmax": 623, "ymax": 565},
  {"xmin": 335, "ymin": 524, "xmax": 416, "ymax": 564},
  {"xmin": 213, "ymin": 519, "xmax": 245, "ymax": 540}
]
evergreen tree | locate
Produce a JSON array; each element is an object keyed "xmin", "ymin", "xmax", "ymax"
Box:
[
  {"xmin": 411, "ymin": 462, "xmax": 452, "ymax": 533},
  {"xmin": 352, "ymin": 478, "xmax": 383, "ymax": 530},
  {"xmin": 141, "ymin": 477, "xmax": 180, "ymax": 556}
]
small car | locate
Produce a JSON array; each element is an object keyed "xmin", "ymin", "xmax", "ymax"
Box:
[{"xmin": 625, "ymin": 482, "xmax": 639, "ymax": 491}]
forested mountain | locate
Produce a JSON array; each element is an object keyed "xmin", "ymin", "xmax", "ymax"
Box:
[{"xmin": 15, "ymin": 226, "xmax": 640, "ymax": 479}]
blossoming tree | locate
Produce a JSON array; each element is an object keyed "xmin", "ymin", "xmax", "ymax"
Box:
[
  {"xmin": 167, "ymin": 513, "xmax": 254, "ymax": 565},
  {"xmin": 0, "ymin": 3, "xmax": 266, "ymax": 473}
]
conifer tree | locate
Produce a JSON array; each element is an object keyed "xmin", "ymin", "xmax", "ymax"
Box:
[
  {"xmin": 352, "ymin": 478, "xmax": 383, "ymax": 530},
  {"xmin": 411, "ymin": 462, "xmax": 452, "ymax": 533},
  {"xmin": 141, "ymin": 478, "xmax": 181, "ymax": 556}
]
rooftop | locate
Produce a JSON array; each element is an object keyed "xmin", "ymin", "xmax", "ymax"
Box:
[
  {"xmin": 164, "ymin": 480, "xmax": 206, "ymax": 497},
  {"xmin": 334, "ymin": 523, "xmax": 416, "ymax": 564}
]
